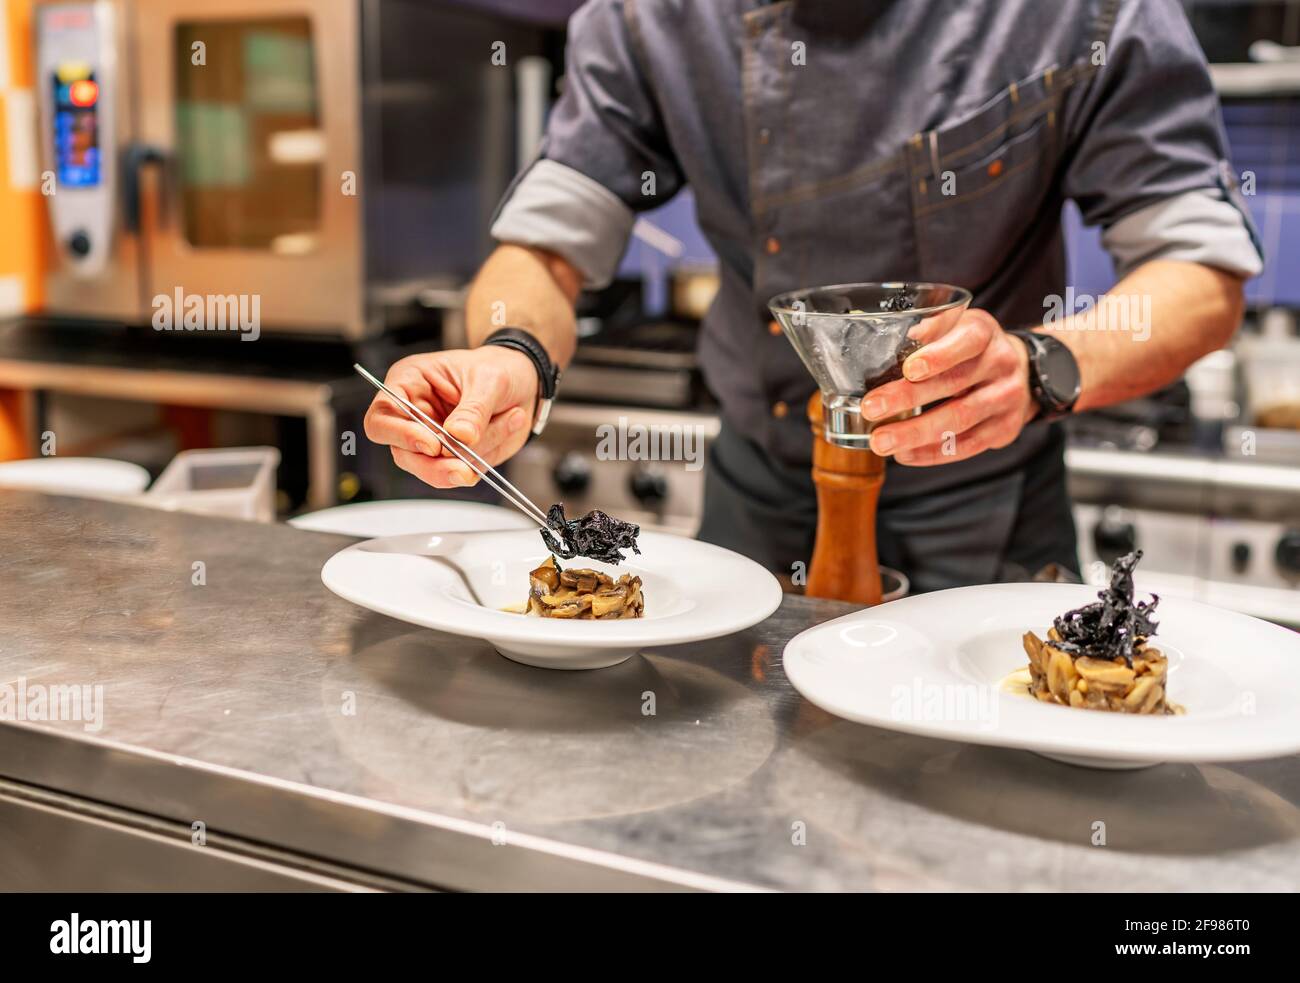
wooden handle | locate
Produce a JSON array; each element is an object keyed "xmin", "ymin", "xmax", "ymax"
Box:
[{"xmin": 807, "ymin": 394, "xmax": 884, "ymax": 606}]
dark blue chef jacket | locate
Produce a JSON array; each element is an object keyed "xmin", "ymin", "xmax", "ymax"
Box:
[{"xmin": 492, "ymin": 0, "xmax": 1262, "ymax": 590}]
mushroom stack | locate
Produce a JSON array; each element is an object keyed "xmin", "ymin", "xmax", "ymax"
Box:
[
  {"xmin": 524, "ymin": 556, "xmax": 645, "ymax": 620},
  {"xmin": 1019, "ymin": 549, "xmax": 1182, "ymax": 715},
  {"xmin": 1021, "ymin": 628, "xmax": 1179, "ymax": 715}
]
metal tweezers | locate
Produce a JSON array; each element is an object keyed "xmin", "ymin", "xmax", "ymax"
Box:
[{"xmin": 353, "ymin": 364, "xmax": 564, "ymax": 548}]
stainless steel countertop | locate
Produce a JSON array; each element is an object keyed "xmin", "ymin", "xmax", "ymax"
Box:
[{"xmin": 2, "ymin": 490, "xmax": 1297, "ymax": 891}]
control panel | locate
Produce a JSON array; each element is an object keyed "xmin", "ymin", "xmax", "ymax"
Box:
[{"xmin": 36, "ymin": 2, "xmax": 118, "ymax": 277}]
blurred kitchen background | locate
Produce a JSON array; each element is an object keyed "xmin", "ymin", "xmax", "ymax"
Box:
[{"xmin": 0, "ymin": 0, "xmax": 1297, "ymax": 626}]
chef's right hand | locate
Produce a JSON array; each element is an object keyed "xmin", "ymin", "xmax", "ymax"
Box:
[{"xmin": 363, "ymin": 347, "xmax": 538, "ymax": 488}]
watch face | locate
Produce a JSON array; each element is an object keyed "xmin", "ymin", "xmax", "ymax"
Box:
[{"xmin": 1037, "ymin": 335, "xmax": 1082, "ymax": 408}]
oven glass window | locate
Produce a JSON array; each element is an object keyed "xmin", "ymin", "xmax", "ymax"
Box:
[{"xmin": 174, "ymin": 18, "xmax": 321, "ymax": 252}]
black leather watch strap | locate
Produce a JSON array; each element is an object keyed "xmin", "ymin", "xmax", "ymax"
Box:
[
  {"xmin": 484, "ymin": 328, "xmax": 558, "ymax": 397},
  {"xmin": 483, "ymin": 327, "xmax": 560, "ymax": 435}
]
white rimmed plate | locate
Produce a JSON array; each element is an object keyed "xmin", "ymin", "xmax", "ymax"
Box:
[
  {"xmin": 321, "ymin": 529, "xmax": 784, "ymax": 669},
  {"xmin": 783, "ymin": 583, "xmax": 1300, "ymax": 769},
  {"xmin": 290, "ymin": 499, "xmax": 533, "ymax": 538}
]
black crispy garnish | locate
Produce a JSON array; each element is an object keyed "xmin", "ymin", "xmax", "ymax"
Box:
[
  {"xmin": 1050, "ymin": 550, "xmax": 1159, "ymax": 666},
  {"xmin": 864, "ymin": 337, "xmax": 922, "ymax": 391},
  {"xmin": 541, "ymin": 503, "xmax": 641, "ymax": 565},
  {"xmin": 880, "ymin": 289, "xmax": 916, "ymax": 312},
  {"xmin": 863, "ymin": 288, "xmax": 921, "ymax": 389}
]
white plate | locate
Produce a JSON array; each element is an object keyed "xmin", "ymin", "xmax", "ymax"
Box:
[
  {"xmin": 0, "ymin": 457, "xmax": 150, "ymax": 498},
  {"xmin": 783, "ymin": 583, "xmax": 1300, "ymax": 769},
  {"xmin": 321, "ymin": 529, "xmax": 784, "ymax": 669},
  {"xmin": 290, "ymin": 499, "xmax": 534, "ymax": 538}
]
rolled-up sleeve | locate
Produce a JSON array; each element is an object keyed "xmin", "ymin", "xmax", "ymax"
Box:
[
  {"xmin": 491, "ymin": 0, "xmax": 684, "ymax": 289},
  {"xmin": 1101, "ymin": 186, "xmax": 1262, "ymax": 279},
  {"xmin": 1061, "ymin": 0, "xmax": 1263, "ymax": 278}
]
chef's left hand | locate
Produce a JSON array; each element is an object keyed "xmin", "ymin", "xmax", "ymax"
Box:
[{"xmin": 860, "ymin": 310, "xmax": 1037, "ymax": 466}]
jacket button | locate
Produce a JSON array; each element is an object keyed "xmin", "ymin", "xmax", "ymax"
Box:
[
  {"xmin": 765, "ymin": 236, "xmax": 780, "ymax": 255},
  {"xmin": 768, "ymin": 319, "xmax": 782, "ymax": 336},
  {"xmin": 988, "ymin": 158, "xmax": 1004, "ymax": 178},
  {"xmin": 772, "ymin": 400, "xmax": 789, "ymax": 418}
]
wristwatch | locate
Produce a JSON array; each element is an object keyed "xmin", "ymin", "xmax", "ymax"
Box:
[
  {"xmin": 483, "ymin": 327, "xmax": 561, "ymax": 436},
  {"xmin": 1007, "ymin": 329, "xmax": 1081, "ymax": 422}
]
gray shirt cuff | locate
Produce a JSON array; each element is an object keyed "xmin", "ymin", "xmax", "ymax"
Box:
[
  {"xmin": 1102, "ymin": 188, "xmax": 1263, "ymax": 280},
  {"xmin": 490, "ymin": 159, "xmax": 636, "ymax": 290}
]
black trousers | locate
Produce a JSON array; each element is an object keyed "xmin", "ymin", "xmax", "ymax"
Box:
[{"xmin": 697, "ymin": 420, "xmax": 1080, "ymax": 594}]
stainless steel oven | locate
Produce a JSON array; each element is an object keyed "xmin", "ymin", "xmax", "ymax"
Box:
[{"xmin": 34, "ymin": 0, "xmax": 559, "ymax": 339}]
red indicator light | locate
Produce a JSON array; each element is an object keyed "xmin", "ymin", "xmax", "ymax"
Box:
[{"xmin": 69, "ymin": 80, "xmax": 98, "ymax": 107}]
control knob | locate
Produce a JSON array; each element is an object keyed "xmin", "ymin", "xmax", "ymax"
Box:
[
  {"xmin": 1230, "ymin": 541, "xmax": 1251, "ymax": 575},
  {"xmin": 629, "ymin": 466, "xmax": 668, "ymax": 508},
  {"xmin": 67, "ymin": 230, "xmax": 92, "ymax": 258},
  {"xmin": 552, "ymin": 452, "xmax": 591, "ymax": 496},
  {"xmin": 1092, "ymin": 507, "xmax": 1137, "ymax": 565},
  {"xmin": 1276, "ymin": 530, "xmax": 1300, "ymax": 578}
]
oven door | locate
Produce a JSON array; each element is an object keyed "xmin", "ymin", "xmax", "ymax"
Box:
[{"xmin": 131, "ymin": 0, "xmax": 367, "ymax": 338}]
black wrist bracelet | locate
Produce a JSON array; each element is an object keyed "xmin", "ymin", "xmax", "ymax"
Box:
[{"xmin": 483, "ymin": 327, "xmax": 560, "ymax": 436}]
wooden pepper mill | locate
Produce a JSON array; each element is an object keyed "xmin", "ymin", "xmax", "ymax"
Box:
[{"xmin": 806, "ymin": 393, "xmax": 885, "ymax": 606}]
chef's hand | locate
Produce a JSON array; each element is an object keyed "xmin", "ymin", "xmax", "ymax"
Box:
[
  {"xmin": 859, "ymin": 310, "xmax": 1036, "ymax": 466},
  {"xmin": 363, "ymin": 347, "xmax": 538, "ymax": 488}
]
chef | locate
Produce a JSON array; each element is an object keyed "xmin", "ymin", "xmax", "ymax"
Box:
[{"xmin": 365, "ymin": 0, "xmax": 1261, "ymax": 592}]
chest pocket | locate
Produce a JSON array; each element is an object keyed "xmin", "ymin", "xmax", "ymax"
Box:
[{"xmin": 908, "ymin": 67, "xmax": 1071, "ymax": 290}]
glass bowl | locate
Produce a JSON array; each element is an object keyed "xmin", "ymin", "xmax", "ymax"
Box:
[{"xmin": 768, "ymin": 282, "xmax": 971, "ymax": 447}]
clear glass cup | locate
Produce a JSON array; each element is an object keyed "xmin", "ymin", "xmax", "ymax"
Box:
[{"xmin": 768, "ymin": 281, "xmax": 971, "ymax": 447}]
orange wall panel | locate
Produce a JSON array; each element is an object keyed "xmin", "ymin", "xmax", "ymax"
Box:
[
  {"xmin": 3, "ymin": 0, "xmax": 45, "ymax": 312},
  {"xmin": 2, "ymin": 1, "xmax": 40, "ymax": 459},
  {"xmin": 6, "ymin": 0, "xmax": 34, "ymax": 88}
]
